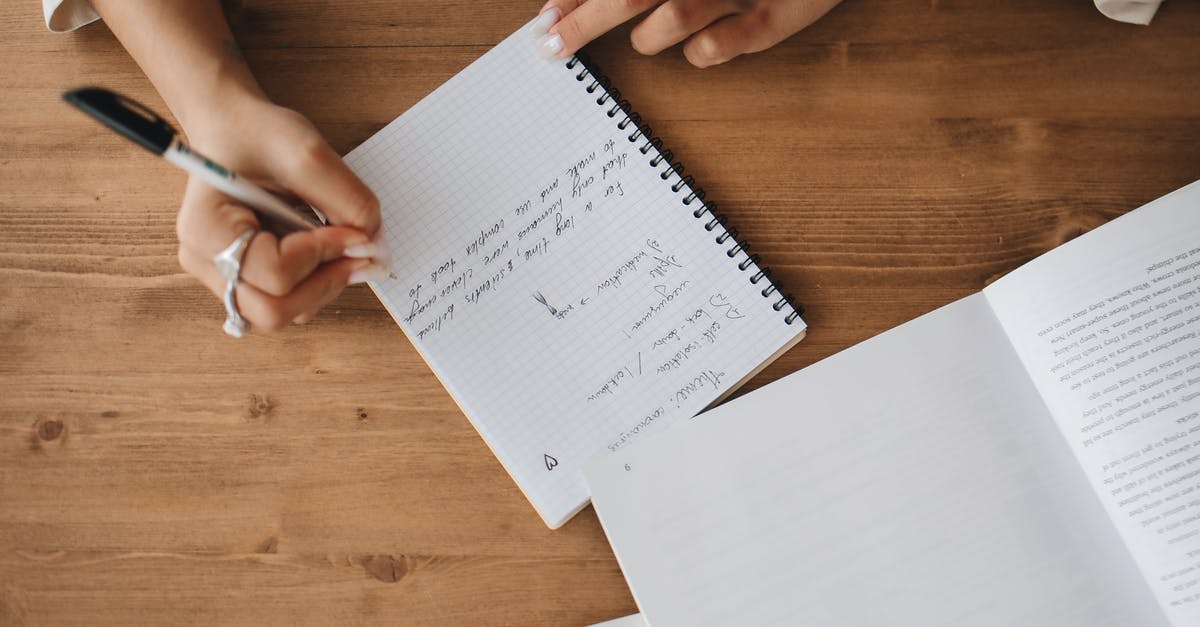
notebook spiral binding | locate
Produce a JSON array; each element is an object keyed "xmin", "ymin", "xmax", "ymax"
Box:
[{"xmin": 566, "ymin": 53, "xmax": 803, "ymax": 325}]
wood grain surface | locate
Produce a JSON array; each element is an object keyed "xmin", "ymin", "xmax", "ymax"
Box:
[{"xmin": 2, "ymin": 0, "xmax": 1198, "ymax": 624}]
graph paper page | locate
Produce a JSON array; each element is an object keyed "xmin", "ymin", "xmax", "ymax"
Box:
[{"xmin": 343, "ymin": 22, "xmax": 805, "ymax": 528}]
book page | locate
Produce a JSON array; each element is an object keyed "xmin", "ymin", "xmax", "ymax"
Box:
[
  {"xmin": 587, "ymin": 294, "xmax": 1163, "ymax": 627},
  {"xmin": 343, "ymin": 22, "xmax": 804, "ymax": 528},
  {"xmin": 984, "ymin": 181, "xmax": 1200, "ymax": 622}
]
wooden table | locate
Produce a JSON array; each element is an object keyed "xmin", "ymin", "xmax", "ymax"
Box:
[{"xmin": 2, "ymin": 0, "xmax": 1198, "ymax": 624}]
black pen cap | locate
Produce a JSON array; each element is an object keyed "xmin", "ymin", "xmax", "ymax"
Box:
[{"xmin": 63, "ymin": 87, "xmax": 176, "ymax": 156}]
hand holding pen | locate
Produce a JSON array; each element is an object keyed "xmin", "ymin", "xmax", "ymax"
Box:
[{"xmin": 65, "ymin": 87, "xmax": 392, "ymax": 337}]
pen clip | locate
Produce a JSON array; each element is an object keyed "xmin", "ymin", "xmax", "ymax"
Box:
[{"xmin": 62, "ymin": 87, "xmax": 177, "ymax": 156}]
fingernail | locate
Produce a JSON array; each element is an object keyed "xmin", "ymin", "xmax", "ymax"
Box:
[
  {"xmin": 348, "ymin": 263, "xmax": 392, "ymax": 285},
  {"xmin": 369, "ymin": 234, "xmax": 397, "ymax": 279},
  {"xmin": 370, "ymin": 233, "xmax": 394, "ymax": 266},
  {"xmin": 538, "ymin": 34, "xmax": 564, "ymax": 59},
  {"xmin": 530, "ymin": 8, "xmax": 561, "ymax": 37},
  {"xmin": 343, "ymin": 242, "xmax": 379, "ymax": 259}
]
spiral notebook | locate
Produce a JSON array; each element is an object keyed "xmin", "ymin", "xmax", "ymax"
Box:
[{"xmin": 344, "ymin": 20, "xmax": 806, "ymax": 528}]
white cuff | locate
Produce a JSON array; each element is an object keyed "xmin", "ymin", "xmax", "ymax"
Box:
[
  {"xmin": 1094, "ymin": 0, "xmax": 1163, "ymax": 25},
  {"xmin": 43, "ymin": 0, "xmax": 100, "ymax": 33}
]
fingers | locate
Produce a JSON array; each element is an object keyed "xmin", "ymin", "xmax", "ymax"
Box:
[
  {"xmin": 534, "ymin": 0, "xmax": 582, "ymax": 37},
  {"xmin": 541, "ymin": 0, "xmax": 662, "ymax": 58},
  {"xmin": 684, "ymin": 0, "xmax": 842, "ymax": 68},
  {"xmin": 682, "ymin": 12, "xmax": 764, "ymax": 68},
  {"xmin": 533, "ymin": 0, "xmax": 843, "ymax": 66},
  {"xmin": 631, "ymin": 0, "xmax": 740, "ymax": 56},
  {"xmin": 176, "ymin": 177, "xmax": 391, "ymax": 333},
  {"xmin": 539, "ymin": 0, "xmax": 585, "ymax": 16},
  {"xmin": 239, "ymin": 226, "xmax": 383, "ymax": 297},
  {"xmin": 178, "ymin": 179, "xmax": 384, "ymax": 296},
  {"xmin": 180, "ymin": 245, "xmax": 380, "ymax": 333}
]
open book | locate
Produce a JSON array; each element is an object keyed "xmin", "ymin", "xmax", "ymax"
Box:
[
  {"xmin": 343, "ymin": 21, "xmax": 805, "ymax": 528},
  {"xmin": 587, "ymin": 181, "xmax": 1200, "ymax": 625}
]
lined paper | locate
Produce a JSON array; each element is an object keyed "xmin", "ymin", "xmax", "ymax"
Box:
[{"xmin": 344, "ymin": 21, "xmax": 805, "ymax": 527}]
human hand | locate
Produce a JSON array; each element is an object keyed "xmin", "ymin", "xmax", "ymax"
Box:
[
  {"xmin": 175, "ymin": 95, "xmax": 390, "ymax": 332},
  {"xmin": 532, "ymin": 0, "xmax": 844, "ymax": 68}
]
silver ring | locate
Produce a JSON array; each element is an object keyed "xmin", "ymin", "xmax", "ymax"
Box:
[{"xmin": 213, "ymin": 228, "xmax": 256, "ymax": 338}]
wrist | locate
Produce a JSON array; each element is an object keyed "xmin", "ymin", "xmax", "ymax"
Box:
[
  {"xmin": 88, "ymin": 0, "xmax": 271, "ymax": 147},
  {"xmin": 175, "ymin": 66, "xmax": 271, "ymax": 143}
]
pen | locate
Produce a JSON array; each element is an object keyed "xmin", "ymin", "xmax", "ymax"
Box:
[
  {"xmin": 64, "ymin": 87, "xmax": 395, "ymax": 278},
  {"xmin": 63, "ymin": 87, "xmax": 324, "ymax": 233}
]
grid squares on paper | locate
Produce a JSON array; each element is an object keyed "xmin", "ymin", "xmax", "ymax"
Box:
[{"xmin": 344, "ymin": 24, "xmax": 805, "ymax": 527}]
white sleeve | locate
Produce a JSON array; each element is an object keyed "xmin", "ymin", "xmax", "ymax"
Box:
[
  {"xmin": 1093, "ymin": 0, "xmax": 1163, "ymax": 25},
  {"xmin": 43, "ymin": 0, "xmax": 100, "ymax": 32}
]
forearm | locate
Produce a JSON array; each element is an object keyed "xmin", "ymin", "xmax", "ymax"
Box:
[{"xmin": 89, "ymin": 0, "xmax": 266, "ymax": 138}]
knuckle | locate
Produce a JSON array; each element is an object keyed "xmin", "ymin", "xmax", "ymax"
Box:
[
  {"xmin": 271, "ymin": 106, "xmax": 318, "ymax": 141},
  {"xmin": 314, "ymin": 272, "xmax": 344, "ymax": 306},
  {"xmin": 347, "ymin": 188, "xmax": 381, "ymax": 230},
  {"xmin": 176, "ymin": 247, "xmax": 193, "ymax": 273},
  {"xmin": 318, "ymin": 266, "xmax": 352, "ymax": 307},
  {"xmin": 747, "ymin": 7, "xmax": 775, "ymax": 39},
  {"xmin": 558, "ymin": 15, "xmax": 586, "ymax": 45},
  {"xmin": 175, "ymin": 205, "xmax": 196, "ymax": 244},
  {"xmin": 260, "ymin": 265, "xmax": 296, "ymax": 297},
  {"xmin": 687, "ymin": 34, "xmax": 723, "ymax": 66},
  {"xmin": 325, "ymin": 273, "xmax": 348, "ymax": 302},
  {"xmin": 657, "ymin": 1, "xmax": 686, "ymax": 27},
  {"xmin": 277, "ymin": 105, "xmax": 311, "ymax": 127},
  {"xmin": 298, "ymin": 136, "xmax": 331, "ymax": 170},
  {"xmin": 251, "ymin": 301, "xmax": 291, "ymax": 333}
]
